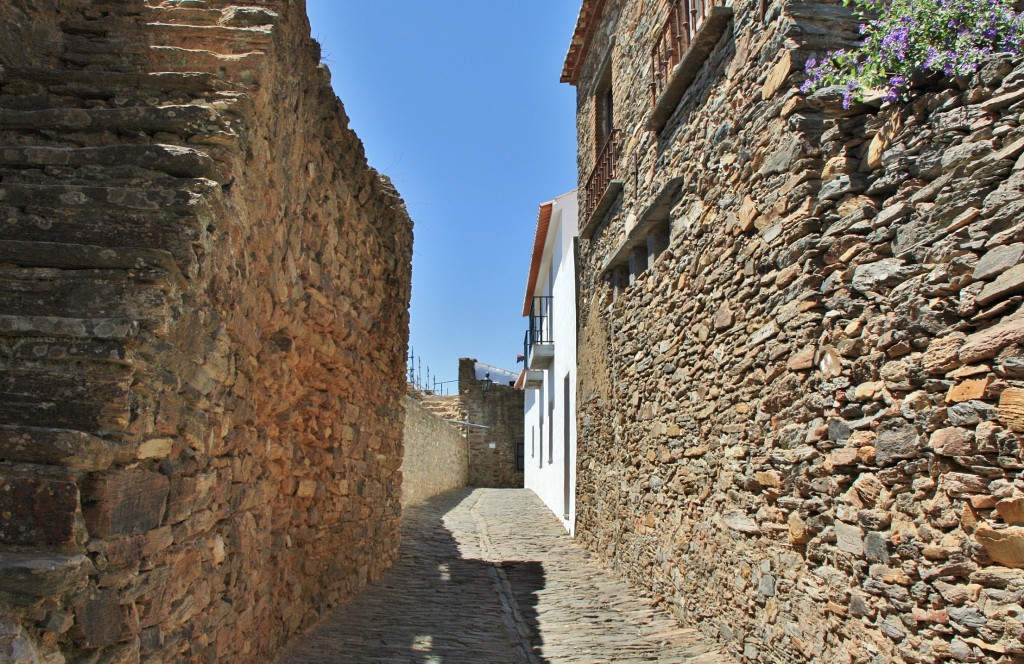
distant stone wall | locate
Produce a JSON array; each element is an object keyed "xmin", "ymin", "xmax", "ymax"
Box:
[
  {"xmin": 0, "ymin": 1, "xmax": 411, "ymax": 662},
  {"xmin": 459, "ymin": 359, "xmax": 524, "ymax": 488},
  {"xmin": 402, "ymin": 395, "xmax": 468, "ymax": 507},
  {"xmin": 573, "ymin": 0, "xmax": 1024, "ymax": 662}
]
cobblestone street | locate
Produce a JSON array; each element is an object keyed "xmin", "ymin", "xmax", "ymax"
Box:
[{"xmin": 279, "ymin": 488, "xmax": 730, "ymax": 663}]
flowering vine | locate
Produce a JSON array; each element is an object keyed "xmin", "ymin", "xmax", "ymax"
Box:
[{"xmin": 801, "ymin": 0, "xmax": 1024, "ymax": 108}]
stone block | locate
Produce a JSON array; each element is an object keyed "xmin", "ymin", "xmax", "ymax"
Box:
[
  {"xmin": 946, "ymin": 377, "xmax": 989, "ymax": 403},
  {"xmin": 929, "ymin": 427, "xmax": 975, "ymax": 456},
  {"xmin": 978, "ymin": 263, "xmax": 1024, "ymax": 306},
  {"xmin": 72, "ymin": 590, "xmax": 125, "ymax": 648},
  {"xmin": 998, "ymin": 387, "xmax": 1024, "ymax": 433},
  {"xmin": 996, "ymin": 497, "xmax": 1024, "ymax": 526},
  {"xmin": 970, "ymin": 566, "xmax": 1022, "ymax": 588},
  {"xmin": 835, "ymin": 522, "xmax": 865, "ymax": 555},
  {"xmin": 974, "ymin": 243, "xmax": 1024, "ymax": 282},
  {"xmin": 0, "ymin": 553, "xmax": 91, "ymax": 600},
  {"xmin": 295, "ymin": 479, "xmax": 317, "ymax": 498},
  {"xmin": 787, "ymin": 345, "xmax": 815, "ymax": 370},
  {"xmin": 737, "ymin": 196, "xmax": 759, "ymax": 232},
  {"xmin": 0, "ymin": 466, "xmax": 82, "ymax": 547},
  {"xmin": 788, "ymin": 512, "xmax": 811, "ymax": 545},
  {"xmin": 942, "ymin": 472, "xmax": 990, "ymax": 497},
  {"xmin": 975, "ymin": 523, "xmax": 1024, "ymax": 568},
  {"xmin": 960, "ymin": 316, "xmax": 1024, "ymax": 364},
  {"xmin": 830, "ymin": 447, "xmax": 858, "ymax": 466},
  {"xmin": 864, "ymin": 531, "xmax": 890, "ymax": 564},
  {"xmin": 0, "ymin": 425, "xmax": 124, "ymax": 472},
  {"xmin": 761, "ymin": 51, "xmax": 793, "ymax": 100},
  {"xmin": 137, "ymin": 438, "xmax": 173, "ymax": 460},
  {"xmin": 83, "ymin": 468, "xmax": 169, "ymax": 538},
  {"xmin": 924, "ymin": 335, "xmax": 966, "ymax": 374},
  {"xmin": 874, "ymin": 420, "xmax": 921, "ymax": 466},
  {"xmin": 724, "ymin": 511, "xmax": 759, "ymax": 535}
]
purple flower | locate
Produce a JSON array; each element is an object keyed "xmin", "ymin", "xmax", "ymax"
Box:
[{"xmin": 800, "ymin": 0, "xmax": 1024, "ymax": 103}]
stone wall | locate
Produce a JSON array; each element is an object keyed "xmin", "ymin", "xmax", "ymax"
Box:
[
  {"xmin": 459, "ymin": 359, "xmax": 524, "ymax": 488},
  {"xmin": 0, "ymin": 1, "xmax": 412, "ymax": 662},
  {"xmin": 572, "ymin": 0, "xmax": 1024, "ymax": 662},
  {"xmin": 401, "ymin": 394, "xmax": 468, "ymax": 507}
]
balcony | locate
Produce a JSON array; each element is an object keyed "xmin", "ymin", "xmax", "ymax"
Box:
[
  {"xmin": 580, "ymin": 129, "xmax": 623, "ymax": 239},
  {"xmin": 523, "ymin": 295, "xmax": 554, "ymax": 370},
  {"xmin": 646, "ymin": 0, "xmax": 733, "ymax": 132},
  {"xmin": 523, "ymin": 369, "xmax": 545, "ymax": 389}
]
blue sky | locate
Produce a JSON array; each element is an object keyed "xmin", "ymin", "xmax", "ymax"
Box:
[{"xmin": 305, "ymin": 2, "xmax": 580, "ymax": 390}]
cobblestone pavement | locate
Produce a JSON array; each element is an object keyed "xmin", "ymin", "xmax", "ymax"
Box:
[{"xmin": 278, "ymin": 488, "xmax": 732, "ymax": 663}]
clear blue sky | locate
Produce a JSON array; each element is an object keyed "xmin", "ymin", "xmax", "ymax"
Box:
[{"xmin": 305, "ymin": 2, "xmax": 581, "ymax": 389}]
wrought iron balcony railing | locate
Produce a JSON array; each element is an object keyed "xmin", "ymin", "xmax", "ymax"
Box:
[
  {"xmin": 523, "ymin": 295, "xmax": 554, "ymax": 370},
  {"xmin": 582, "ymin": 129, "xmax": 621, "ymax": 227},
  {"xmin": 646, "ymin": 0, "xmax": 732, "ymax": 131},
  {"xmin": 650, "ymin": 0, "xmax": 713, "ymax": 102}
]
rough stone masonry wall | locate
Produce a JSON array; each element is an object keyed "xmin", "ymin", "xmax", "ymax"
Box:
[
  {"xmin": 575, "ymin": 0, "xmax": 1024, "ymax": 662},
  {"xmin": 401, "ymin": 394, "xmax": 468, "ymax": 507},
  {"xmin": 459, "ymin": 359, "xmax": 524, "ymax": 488},
  {"xmin": 0, "ymin": 1, "xmax": 412, "ymax": 662}
]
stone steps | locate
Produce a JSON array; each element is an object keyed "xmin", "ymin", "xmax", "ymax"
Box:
[
  {"xmin": 0, "ymin": 103, "xmax": 244, "ymax": 151},
  {"xmin": 58, "ymin": 36, "xmax": 267, "ymax": 78},
  {"xmin": 0, "ymin": 144, "xmax": 227, "ymax": 184},
  {"xmin": 61, "ymin": 21, "xmax": 273, "ymax": 58},
  {"xmin": 147, "ymin": 22, "xmax": 274, "ymax": 51},
  {"xmin": 0, "ymin": 181, "xmax": 213, "ymax": 213},
  {"xmin": 0, "ymin": 265, "xmax": 170, "ymax": 434},
  {"xmin": 144, "ymin": 45, "xmax": 266, "ymax": 79},
  {"xmin": 0, "ymin": 424, "xmax": 128, "ymax": 472},
  {"xmin": 0, "ymin": 551, "xmax": 93, "ymax": 600},
  {"xmin": 142, "ymin": 7, "xmax": 227, "ymax": 26},
  {"xmin": 0, "ymin": 240, "xmax": 187, "ymax": 284},
  {"xmin": 0, "ymin": 68, "xmax": 235, "ymax": 110},
  {"xmin": 0, "ymin": 203, "xmax": 201, "ymax": 270},
  {"xmin": 0, "ymin": 0, "xmax": 275, "ymax": 446},
  {"xmin": 0, "ymin": 267, "xmax": 175, "ymax": 321},
  {"xmin": 420, "ymin": 395, "xmax": 464, "ymax": 422},
  {"xmin": 0, "ymin": 361, "xmax": 134, "ymax": 433}
]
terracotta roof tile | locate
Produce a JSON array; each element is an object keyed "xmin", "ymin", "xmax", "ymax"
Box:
[
  {"xmin": 522, "ymin": 201, "xmax": 554, "ymax": 316},
  {"xmin": 561, "ymin": 0, "xmax": 606, "ymax": 85}
]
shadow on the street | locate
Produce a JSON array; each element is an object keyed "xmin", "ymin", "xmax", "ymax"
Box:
[{"xmin": 278, "ymin": 488, "xmax": 548, "ymax": 664}]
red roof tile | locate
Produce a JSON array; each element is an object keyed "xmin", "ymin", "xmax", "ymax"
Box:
[
  {"xmin": 561, "ymin": 0, "xmax": 606, "ymax": 85},
  {"xmin": 522, "ymin": 201, "xmax": 554, "ymax": 316}
]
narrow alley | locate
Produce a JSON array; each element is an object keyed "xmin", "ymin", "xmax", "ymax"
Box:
[{"xmin": 278, "ymin": 489, "xmax": 731, "ymax": 663}]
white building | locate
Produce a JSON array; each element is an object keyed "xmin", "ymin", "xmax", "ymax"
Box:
[{"xmin": 517, "ymin": 190, "xmax": 578, "ymax": 535}]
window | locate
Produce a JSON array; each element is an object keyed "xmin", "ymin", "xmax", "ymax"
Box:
[
  {"xmin": 598, "ymin": 84, "xmax": 614, "ymax": 150},
  {"xmin": 531, "ymin": 426, "xmax": 535, "ymax": 458},
  {"xmin": 539, "ymin": 405, "xmax": 544, "ymax": 467},
  {"xmin": 581, "ymin": 50, "xmax": 623, "ymax": 233},
  {"xmin": 595, "ymin": 54, "xmax": 614, "ymax": 152},
  {"xmin": 516, "ymin": 439, "xmax": 525, "ymax": 472},
  {"xmin": 548, "ymin": 401, "xmax": 554, "ymax": 465}
]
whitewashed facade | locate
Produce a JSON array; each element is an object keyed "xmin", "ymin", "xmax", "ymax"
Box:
[{"xmin": 519, "ymin": 190, "xmax": 578, "ymax": 535}]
